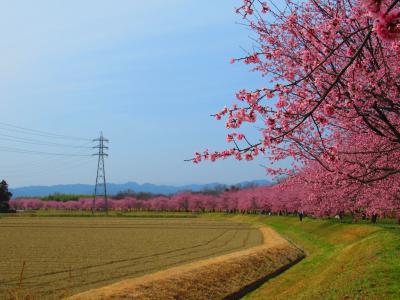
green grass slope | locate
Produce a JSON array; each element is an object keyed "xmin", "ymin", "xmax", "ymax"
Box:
[{"xmin": 211, "ymin": 215, "xmax": 400, "ymax": 300}]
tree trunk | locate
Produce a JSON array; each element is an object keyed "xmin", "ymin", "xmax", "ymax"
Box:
[
  {"xmin": 339, "ymin": 211, "xmax": 344, "ymax": 222},
  {"xmin": 371, "ymin": 214, "xmax": 378, "ymax": 224}
]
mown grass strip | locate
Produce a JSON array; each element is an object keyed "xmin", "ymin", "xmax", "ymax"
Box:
[{"xmin": 217, "ymin": 215, "xmax": 400, "ymax": 300}]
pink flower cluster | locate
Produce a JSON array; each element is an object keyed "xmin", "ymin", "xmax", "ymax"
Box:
[
  {"xmin": 375, "ymin": 9, "xmax": 400, "ymax": 40},
  {"xmin": 361, "ymin": 0, "xmax": 400, "ymax": 40}
]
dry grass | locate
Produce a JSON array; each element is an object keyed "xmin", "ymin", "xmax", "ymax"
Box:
[
  {"xmin": 70, "ymin": 227, "xmax": 305, "ymax": 300},
  {"xmin": 0, "ymin": 217, "xmax": 262, "ymax": 299}
]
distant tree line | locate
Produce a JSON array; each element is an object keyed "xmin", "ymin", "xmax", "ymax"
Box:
[
  {"xmin": 13, "ymin": 183, "xmax": 267, "ymax": 203},
  {"xmin": 114, "ymin": 184, "xmax": 249, "ymax": 199},
  {"xmin": 114, "ymin": 189, "xmax": 164, "ymax": 200},
  {"xmin": 40, "ymin": 193, "xmax": 93, "ymax": 202}
]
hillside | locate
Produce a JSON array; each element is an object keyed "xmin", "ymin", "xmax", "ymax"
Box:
[{"xmin": 9, "ymin": 180, "xmax": 270, "ymax": 198}]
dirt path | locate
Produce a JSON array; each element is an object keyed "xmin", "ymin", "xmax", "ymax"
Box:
[{"xmin": 70, "ymin": 226, "xmax": 305, "ymax": 300}]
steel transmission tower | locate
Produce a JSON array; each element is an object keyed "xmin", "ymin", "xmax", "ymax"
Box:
[{"xmin": 92, "ymin": 132, "xmax": 109, "ymax": 214}]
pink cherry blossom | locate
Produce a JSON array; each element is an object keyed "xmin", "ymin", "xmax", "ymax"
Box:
[{"xmin": 190, "ymin": 0, "xmax": 400, "ymax": 218}]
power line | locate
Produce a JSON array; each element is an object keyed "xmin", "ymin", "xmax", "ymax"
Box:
[
  {"xmin": 0, "ymin": 142, "xmax": 94, "ymax": 170},
  {"xmin": 0, "ymin": 122, "xmax": 91, "ymax": 141},
  {"xmin": 0, "ymin": 128, "xmax": 110, "ymax": 194},
  {"xmin": 0, "ymin": 146, "xmax": 92, "ymax": 157},
  {"xmin": 0, "ymin": 122, "xmax": 93, "ymax": 159},
  {"xmin": 0, "ymin": 133, "xmax": 93, "ymax": 149}
]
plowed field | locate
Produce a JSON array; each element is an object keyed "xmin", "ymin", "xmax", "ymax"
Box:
[{"xmin": 0, "ymin": 217, "xmax": 262, "ymax": 299}]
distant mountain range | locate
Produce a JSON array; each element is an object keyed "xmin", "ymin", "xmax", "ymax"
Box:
[{"xmin": 10, "ymin": 180, "xmax": 271, "ymax": 198}]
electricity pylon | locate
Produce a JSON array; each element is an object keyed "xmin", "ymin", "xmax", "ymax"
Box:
[{"xmin": 92, "ymin": 132, "xmax": 109, "ymax": 215}]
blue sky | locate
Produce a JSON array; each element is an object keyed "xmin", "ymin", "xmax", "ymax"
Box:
[{"xmin": 0, "ymin": 1, "xmax": 275, "ymax": 187}]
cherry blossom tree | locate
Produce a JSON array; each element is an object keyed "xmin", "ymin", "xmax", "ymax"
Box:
[{"xmin": 191, "ymin": 0, "xmax": 400, "ymax": 218}]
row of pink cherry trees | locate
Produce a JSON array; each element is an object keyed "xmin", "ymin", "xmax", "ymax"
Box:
[
  {"xmin": 10, "ymin": 186, "xmax": 302, "ymax": 215},
  {"xmin": 10, "ymin": 178, "xmax": 399, "ymax": 220}
]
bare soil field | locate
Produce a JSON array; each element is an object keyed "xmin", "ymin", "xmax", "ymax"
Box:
[
  {"xmin": 71, "ymin": 226, "xmax": 304, "ymax": 300},
  {"xmin": 0, "ymin": 217, "xmax": 262, "ymax": 299}
]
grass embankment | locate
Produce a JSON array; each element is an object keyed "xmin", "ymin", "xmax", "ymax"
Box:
[{"xmin": 219, "ymin": 215, "xmax": 400, "ymax": 300}]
